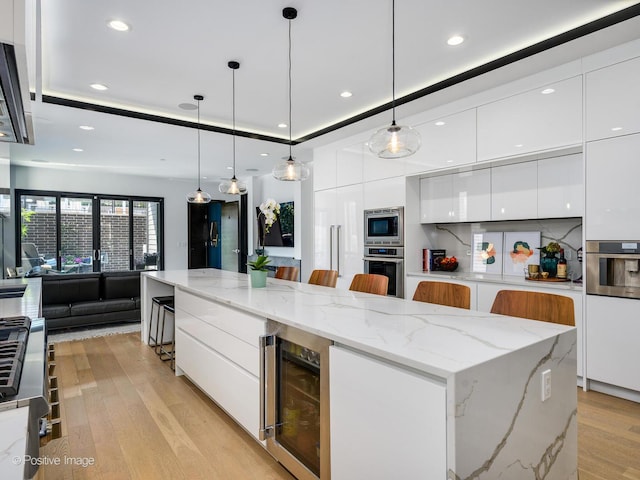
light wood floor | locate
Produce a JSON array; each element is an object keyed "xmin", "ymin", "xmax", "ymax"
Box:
[{"xmin": 37, "ymin": 332, "xmax": 640, "ymax": 480}]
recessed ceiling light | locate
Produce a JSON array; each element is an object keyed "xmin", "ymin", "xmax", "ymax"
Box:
[
  {"xmin": 447, "ymin": 35, "xmax": 465, "ymax": 46},
  {"xmin": 260, "ymin": 153, "xmax": 269, "ymax": 157},
  {"xmin": 79, "ymin": 125, "xmax": 94, "ymax": 131},
  {"xmin": 90, "ymin": 83, "xmax": 108, "ymax": 91},
  {"xmin": 515, "ymin": 144, "xmax": 523, "ymax": 148},
  {"xmin": 541, "ymin": 88, "xmax": 555, "ymax": 95},
  {"xmin": 446, "ymin": 160, "xmax": 453, "ymax": 163},
  {"xmin": 278, "ymin": 123, "xmax": 287, "ymax": 128},
  {"xmin": 611, "ymin": 127, "xmax": 623, "ymax": 131},
  {"xmin": 226, "ymin": 166, "xmax": 233, "ymax": 170},
  {"xmin": 435, "ymin": 121, "xmax": 445, "ymax": 126},
  {"xmin": 246, "ymin": 168, "xmax": 259, "ymax": 172},
  {"xmin": 107, "ymin": 20, "xmax": 130, "ymax": 31},
  {"xmin": 159, "ymin": 158, "xmax": 166, "ymax": 162},
  {"xmin": 72, "ymin": 148, "xmax": 84, "ymax": 152},
  {"xmin": 340, "ymin": 91, "xmax": 352, "ymax": 98},
  {"xmin": 178, "ymin": 102, "xmax": 197, "ymax": 110}
]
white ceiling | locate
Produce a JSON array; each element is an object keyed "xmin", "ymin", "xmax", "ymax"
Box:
[{"xmin": 7, "ymin": 0, "xmax": 640, "ymax": 182}]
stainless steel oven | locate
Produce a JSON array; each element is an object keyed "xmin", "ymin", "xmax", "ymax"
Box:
[
  {"xmin": 260, "ymin": 321, "xmax": 332, "ymax": 480},
  {"xmin": 586, "ymin": 240, "xmax": 640, "ymax": 299},
  {"xmin": 364, "ymin": 207, "xmax": 403, "ymax": 246},
  {"xmin": 363, "ymin": 246, "xmax": 404, "ymax": 298}
]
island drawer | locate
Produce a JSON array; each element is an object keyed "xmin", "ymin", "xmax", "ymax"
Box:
[
  {"xmin": 176, "ymin": 289, "xmax": 266, "ymax": 345},
  {"xmin": 175, "ymin": 329, "xmax": 259, "ymax": 439},
  {"xmin": 176, "ymin": 308, "xmax": 259, "ymax": 377}
]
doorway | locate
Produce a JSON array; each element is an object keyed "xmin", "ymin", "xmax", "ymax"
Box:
[{"xmin": 221, "ymin": 202, "xmax": 239, "ymax": 271}]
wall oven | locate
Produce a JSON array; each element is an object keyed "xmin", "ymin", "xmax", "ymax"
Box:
[
  {"xmin": 364, "ymin": 207, "xmax": 403, "ymax": 246},
  {"xmin": 363, "ymin": 246, "xmax": 404, "ymax": 298},
  {"xmin": 260, "ymin": 321, "xmax": 332, "ymax": 480},
  {"xmin": 586, "ymin": 240, "xmax": 640, "ymax": 299}
]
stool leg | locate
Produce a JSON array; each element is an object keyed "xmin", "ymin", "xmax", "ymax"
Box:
[
  {"xmin": 156, "ymin": 306, "xmax": 166, "ymax": 356},
  {"xmin": 147, "ymin": 302, "xmax": 156, "ymax": 346}
]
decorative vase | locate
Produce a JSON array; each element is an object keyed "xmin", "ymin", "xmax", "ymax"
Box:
[
  {"xmin": 250, "ymin": 270, "xmax": 268, "ymax": 288},
  {"xmin": 540, "ymin": 254, "xmax": 558, "ymax": 278}
]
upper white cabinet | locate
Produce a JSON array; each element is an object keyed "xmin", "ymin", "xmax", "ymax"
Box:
[
  {"xmin": 420, "ymin": 168, "xmax": 491, "ymax": 223},
  {"xmin": 537, "ymin": 153, "xmax": 584, "ymax": 218},
  {"xmin": 363, "ymin": 176, "xmax": 405, "ymax": 210},
  {"xmin": 405, "ymin": 109, "xmax": 477, "ymax": 175},
  {"xmin": 477, "ymin": 76, "xmax": 582, "ymax": 161},
  {"xmin": 313, "ymin": 143, "xmax": 363, "ymax": 191},
  {"xmin": 586, "ymin": 55, "xmax": 640, "ymax": 141},
  {"xmin": 586, "ymin": 133, "xmax": 640, "ymax": 240},
  {"xmin": 491, "ymin": 161, "xmax": 538, "ymax": 220}
]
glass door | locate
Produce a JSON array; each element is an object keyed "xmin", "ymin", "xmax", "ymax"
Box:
[
  {"xmin": 18, "ymin": 193, "xmax": 58, "ymax": 274},
  {"xmin": 99, "ymin": 198, "xmax": 130, "ymax": 271},
  {"xmin": 60, "ymin": 195, "xmax": 94, "ymax": 273},
  {"xmin": 132, "ymin": 200, "xmax": 162, "ymax": 271},
  {"xmin": 277, "ymin": 339, "xmax": 321, "ymax": 477}
]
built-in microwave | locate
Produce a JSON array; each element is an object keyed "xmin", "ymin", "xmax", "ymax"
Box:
[{"xmin": 364, "ymin": 207, "xmax": 404, "ymax": 246}]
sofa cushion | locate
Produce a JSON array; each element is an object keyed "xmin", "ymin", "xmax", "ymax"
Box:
[
  {"xmin": 42, "ymin": 273, "xmax": 101, "ymax": 305},
  {"xmin": 70, "ymin": 299, "xmax": 136, "ymax": 316},
  {"xmin": 102, "ymin": 271, "xmax": 141, "ymax": 300},
  {"xmin": 42, "ymin": 304, "xmax": 71, "ymax": 320}
]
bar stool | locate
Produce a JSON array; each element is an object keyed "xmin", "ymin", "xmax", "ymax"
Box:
[
  {"xmin": 148, "ymin": 295, "xmax": 174, "ymax": 351},
  {"xmin": 158, "ymin": 304, "xmax": 176, "ymax": 370}
]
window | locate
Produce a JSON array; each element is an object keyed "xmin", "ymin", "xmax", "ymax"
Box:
[{"xmin": 16, "ymin": 190, "xmax": 164, "ymax": 274}]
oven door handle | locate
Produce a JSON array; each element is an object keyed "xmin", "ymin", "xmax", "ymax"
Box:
[{"xmin": 363, "ymin": 256, "xmax": 404, "ymax": 263}]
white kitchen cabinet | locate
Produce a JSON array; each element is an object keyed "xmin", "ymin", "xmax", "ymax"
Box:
[
  {"xmin": 476, "ymin": 282, "xmax": 583, "ymax": 377},
  {"xmin": 586, "ymin": 295, "xmax": 640, "ymax": 392},
  {"xmin": 174, "ymin": 290, "xmax": 266, "ymax": 439},
  {"xmin": 586, "ymin": 134, "xmax": 640, "ymax": 239},
  {"xmin": 330, "ymin": 346, "xmax": 446, "ymax": 480},
  {"xmin": 420, "ymin": 174, "xmax": 453, "ymax": 223},
  {"xmin": 314, "ymin": 184, "xmax": 363, "ymax": 290},
  {"xmin": 491, "ymin": 161, "xmax": 538, "ymax": 220},
  {"xmin": 420, "ymin": 168, "xmax": 491, "ymax": 223},
  {"xmin": 313, "ymin": 143, "xmax": 363, "ymax": 191},
  {"xmin": 537, "ymin": 153, "xmax": 584, "ymax": 218},
  {"xmin": 477, "ymin": 76, "xmax": 582, "ymax": 161},
  {"xmin": 362, "ymin": 143, "xmax": 406, "ymax": 183},
  {"xmin": 586, "ymin": 55, "xmax": 640, "ymax": 141},
  {"xmin": 313, "ymin": 147, "xmax": 337, "ymax": 191},
  {"xmin": 405, "ymin": 275, "xmax": 478, "ymax": 311},
  {"xmin": 405, "ymin": 109, "xmax": 477, "ymax": 175},
  {"xmin": 363, "ymin": 176, "xmax": 405, "ymax": 210}
]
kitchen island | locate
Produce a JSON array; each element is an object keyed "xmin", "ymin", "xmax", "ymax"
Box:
[{"xmin": 142, "ymin": 269, "xmax": 577, "ymax": 479}]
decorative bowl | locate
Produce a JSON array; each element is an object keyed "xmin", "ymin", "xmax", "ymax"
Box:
[{"xmin": 438, "ymin": 260, "xmax": 459, "ymax": 272}]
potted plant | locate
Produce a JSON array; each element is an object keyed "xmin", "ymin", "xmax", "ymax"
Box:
[
  {"xmin": 249, "ymin": 198, "xmax": 280, "ymax": 288},
  {"xmin": 538, "ymin": 241, "xmax": 561, "ymax": 277}
]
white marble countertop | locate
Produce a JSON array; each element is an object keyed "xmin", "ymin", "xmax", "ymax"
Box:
[
  {"xmin": 407, "ymin": 270, "xmax": 583, "ymax": 291},
  {"xmin": 144, "ymin": 269, "xmax": 575, "ymax": 379},
  {"xmin": 0, "ymin": 278, "xmax": 41, "ymax": 319}
]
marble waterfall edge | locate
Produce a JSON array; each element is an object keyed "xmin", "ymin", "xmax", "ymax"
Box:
[{"xmin": 447, "ymin": 330, "xmax": 577, "ymax": 480}]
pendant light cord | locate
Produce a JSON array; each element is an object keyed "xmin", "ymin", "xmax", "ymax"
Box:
[
  {"xmin": 288, "ymin": 16, "xmax": 293, "ymax": 160},
  {"xmin": 232, "ymin": 68, "xmax": 236, "ymax": 176},
  {"xmin": 391, "ymin": 0, "xmax": 396, "ymax": 125},
  {"xmin": 197, "ymin": 98, "xmax": 202, "ymax": 189}
]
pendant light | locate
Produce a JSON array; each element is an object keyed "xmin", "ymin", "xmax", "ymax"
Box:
[
  {"xmin": 273, "ymin": 7, "xmax": 310, "ymax": 182},
  {"xmin": 368, "ymin": 0, "xmax": 421, "ymax": 159},
  {"xmin": 219, "ymin": 61, "xmax": 247, "ymax": 195},
  {"xmin": 186, "ymin": 94, "xmax": 212, "ymax": 203}
]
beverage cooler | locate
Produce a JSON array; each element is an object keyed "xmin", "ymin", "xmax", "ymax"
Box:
[{"xmin": 260, "ymin": 321, "xmax": 332, "ymax": 480}]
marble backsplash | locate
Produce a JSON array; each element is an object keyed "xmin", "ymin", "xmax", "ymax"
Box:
[{"xmin": 418, "ymin": 218, "xmax": 583, "ymax": 280}]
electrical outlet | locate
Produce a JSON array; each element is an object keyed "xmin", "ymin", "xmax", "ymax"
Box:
[{"xmin": 541, "ymin": 369, "xmax": 551, "ymax": 401}]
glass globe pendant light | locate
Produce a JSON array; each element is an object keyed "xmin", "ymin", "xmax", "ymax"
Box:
[
  {"xmin": 273, "ymin": 7, "xmax": 310, "ymax": 182},
  {"xmin": 368, "ymin": 0, "xmax": 421, "ymax": 159},
  {"xmin": 186, "ymin": 94, "xmax": 212, "ymax": 203},
  {"xmin": 219, "ymin": 61, "xmax": 247, "ymax": 195}
]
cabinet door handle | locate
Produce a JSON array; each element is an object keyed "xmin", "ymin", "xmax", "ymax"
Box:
[
  {"xmin": 258, "ymin": 334, "xmax": 274, "ymax": 440},
  {"xmin": 329, "ymin": 225, "xmax": 335, "ymax": 271},
  {"xmin": 336, "ymin": 225, "xmax": 342, "ymax": 276}
]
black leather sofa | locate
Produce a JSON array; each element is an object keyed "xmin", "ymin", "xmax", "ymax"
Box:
[{"xmin": 42, "ymin": 271, "xmax": 141, "ymax": 331}]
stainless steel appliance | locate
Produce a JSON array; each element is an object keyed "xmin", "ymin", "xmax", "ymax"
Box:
[
  {"xmin": 364, "ymin": 207, "xmax": 404, "ymax": 246},
  {"xmin": 260, "ymin": 321, "xmax": 332, "ymax": 480},
  {"xmin": 363, "ymin": 246, "xmax": 404, "ymax": 298},
  {"xmin": 586, "ymin": 240, "xmax": 640, "ymax": 299},
  {"xmin": 0, "ymin": 316, "xmax": 49, "ymax": 479}
]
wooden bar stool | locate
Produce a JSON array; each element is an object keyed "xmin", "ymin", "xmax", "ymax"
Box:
[
  {"xmin": 308, "ymin": 269, "xmax": 338, "ymax": 288},
  {"xmin": 148, "ymin": 295, "xmax": 174, "ymax": 350},
  {"xmin": 349, "ymin": 274, "xmax": 388, "ymax": 296},
  {"xmin": 412, "ymin": 281, "xmax": 471, "ymax": 309},
  {"xmin": 490, "ymin": 290, "xmax": 575, "ymax": 326},
  {"xmin": 275, "ymin": 266, "xmax": 300, "ymax": 281}
]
